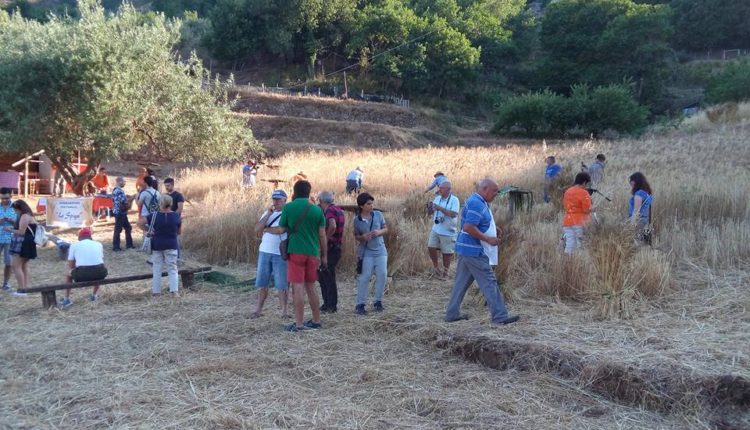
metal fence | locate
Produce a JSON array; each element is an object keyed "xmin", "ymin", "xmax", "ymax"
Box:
[{"xmin": 230, "ymin": 83, "xmax": 410, "ymax": 109}]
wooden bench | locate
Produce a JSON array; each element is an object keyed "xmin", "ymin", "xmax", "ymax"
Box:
[{"xmin": 18, "ymin": 266, "xmax": 212, "ymax": 309}]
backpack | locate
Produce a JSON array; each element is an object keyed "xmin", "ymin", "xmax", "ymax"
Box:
[
  {"xmin": 29, "ymin": 224, "xmax": 47, "ymax": 247},
  {"xmin": 144, "ymin": 190, "xmax": 160, "ymax": 214}
]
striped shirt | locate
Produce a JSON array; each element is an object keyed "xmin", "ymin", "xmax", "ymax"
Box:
[
  {"xmin": 325, "ymin": 204, "xmax": 346, "ymax": 245},
  {"xmin": 455, "ymin": 192, "xmax": 492, "ymax": 257}
]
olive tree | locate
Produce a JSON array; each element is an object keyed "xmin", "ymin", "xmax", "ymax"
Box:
[{"xmin": 0, "ymin": 0, "xmax": 258, "ymax": 194}]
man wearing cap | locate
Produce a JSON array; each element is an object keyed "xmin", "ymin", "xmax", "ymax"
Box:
[
  {"xmin": 62, "ymin": 228, "xmax": 108, "ymax": 307},
  {"xmin": 252, "ymin": 189, "xmax": 290, "ymax": 318},
  {"xmin": 424, "ymin": 171, "xmax": 448, "ymax": 193},
  {"xmin": 0, "ymin": 188, "xmax": 17, "ymax": 291},
  {"xmin": 346, "ymin": 167, "xmax": 363, "ymax": 194},
  {"xmin": 317, "ymin": 190, "xmax": 345, "ymax": 313}
]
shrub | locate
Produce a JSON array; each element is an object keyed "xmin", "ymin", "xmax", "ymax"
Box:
[
  {"xmin": 493, "ymin": 84, "xmax": 647, "ymax": 136},
  {"xmin": 706, "ymin": 61, "xmax": 750, "ymax": 104}
]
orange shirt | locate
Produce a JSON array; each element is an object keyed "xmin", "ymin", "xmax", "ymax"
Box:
[
  {"xmin": 135, "ymin": 175, "xmax": 146, "ymax": 191},
  {"xmin": 562, "ymin": 186, "xmax": 592, "ymax": 226},
  {"xmin": 92, "ymin": 174, "xmax": 109, "ymax": 190}
]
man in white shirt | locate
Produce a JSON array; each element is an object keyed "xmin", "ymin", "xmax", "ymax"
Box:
[
  {"xmin": 62, "ymin": 228, "xmax": 108, "ymax": 308},
  {"xmin": 427, "ymin": 181, "xmax": 460, "ymax": 279},
  {"xmin": 251, "ymin": 189, "xmax": 289, "ymax": 318},
  {"xmin": 346, "ymin": 167, "xmax": 363, "ymax": 194}
]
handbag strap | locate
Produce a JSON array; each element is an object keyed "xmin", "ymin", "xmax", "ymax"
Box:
[
  {"xmin": 266, "ymin": 213, "xmax": 282, "ymax": 228},
  {"xmin": 289, "ymin": 203, "xmax": 312, "ymax": 235}
]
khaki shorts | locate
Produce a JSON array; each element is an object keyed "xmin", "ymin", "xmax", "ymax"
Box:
[{"xmin": 428, "ymin": 230, "xmax": 456, "ymax": 254}]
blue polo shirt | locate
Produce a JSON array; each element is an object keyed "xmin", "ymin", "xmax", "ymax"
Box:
[
  {"xmin": 545, "ymin": 164, "xmax": 562, "ymax": 180},
  {"xmin": 628, "ymin": 190, "xmax": 653, "ymax": 224},
  {"xmin": 455, "ymin": 193, "xmax": 492, "ymax": 257}
]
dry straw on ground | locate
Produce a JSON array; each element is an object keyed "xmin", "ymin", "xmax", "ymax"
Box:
[{"xmin": 0, "ymin": 108, "xmax": 747, "ymax": 429}]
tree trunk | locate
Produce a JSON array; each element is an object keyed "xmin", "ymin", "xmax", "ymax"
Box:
[{"xmin": 50, "ymin": 156, "xmax": 99, "ymax": 196}]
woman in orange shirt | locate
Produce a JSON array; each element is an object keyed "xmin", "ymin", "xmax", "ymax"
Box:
[{"xmin": 562, "ymin": 172, "xmax": 592, "ymax": 254}]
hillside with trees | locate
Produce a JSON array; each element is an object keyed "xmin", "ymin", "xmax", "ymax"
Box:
[{"xmin": 2, "ymin": 0, "xmax": 750, "ymax": 137}]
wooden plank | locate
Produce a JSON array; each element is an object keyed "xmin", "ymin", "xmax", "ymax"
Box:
[{"xmin": 19, "ymin": 266, "xmax": 212, "ymax": 293}]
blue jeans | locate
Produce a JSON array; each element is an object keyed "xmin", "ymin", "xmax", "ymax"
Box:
[
  {"xmin": 255, "ymin": 251, "xmax": 288, "ymax": 290},
  {"xmin": 445, "ymin": 254, "xmax": 509, "ymax": 323},
  {"xmin": 356, "ymin": 255, "xmax": 387, "ymax": 305}
]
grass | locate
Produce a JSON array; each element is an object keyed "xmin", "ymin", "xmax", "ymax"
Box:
[
  {"xmin": 0, "ymin": 105, "xmax": 747, "ymax": 429},
  {"xmin": 178, "ymin": 121, "xmax": 749, "ymax": 318}
]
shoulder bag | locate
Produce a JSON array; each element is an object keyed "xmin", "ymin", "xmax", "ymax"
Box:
[
  {"xmin": 279, "ymin": 203, "xmax": 312, "ymax": 261},
  {"xmin": 356, "ymin": 213, "xmax": 375, "ymax": 274}
]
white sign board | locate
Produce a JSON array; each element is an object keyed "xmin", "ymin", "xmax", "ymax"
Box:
[{"xmin": 46, "ymin": 198, "xmax": 94, "ymax": 228}]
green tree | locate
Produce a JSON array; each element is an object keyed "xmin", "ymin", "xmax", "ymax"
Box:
[
  {"xmin": 705, "ymin": 60, "xmax": 750, "ymax": 104},
  {"xmin": 0, "ymin": 1, "xmax": 258, "ymax": 194},
  {"xmin": 539, "ymin": 0, "xmax": 673, "ymax": 106},
  {"xmin": 671, "ymin": 0, "xmax": 750, "ymax": 51},
  {"xmin": 493, "ymin": 84, "xmax": 647, "ymax": 136}
]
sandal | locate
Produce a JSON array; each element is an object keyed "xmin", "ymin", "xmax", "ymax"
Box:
[{"xmin": 250, "ymin": 311, "xmax": 263, "ymax": 319}]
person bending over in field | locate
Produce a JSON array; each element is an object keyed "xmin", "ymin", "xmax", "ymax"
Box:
[
  {"xmin": 346, "ymin": 167, "xmax": 364, "ymax": 194},
  {"xmin": 444, "ymin": 178, "xmax": 519, "ymax": 326},
  {"xmin": 267, "ymin": 180, "xmax": 327, "ymax": 332},
  {"xmin": 562, "ymin": 172, "xmax": 592, "ymax": 255},
  {"xmin": 424, "ymin": 171, "xmax": 448, "ymax": 194},
  {"xmin": 628, "ymin": 172, "xmax": 653, "ymax": 244},
  {"xmin": 353, "ymin": 192, "xmax": 388, "ymax": 315},
  {"xmin": 61, "ymin": 228, "xmax": 108, "ymax": 308},
  {"xmin": 427, "ymin": 181, "xmax": 460, "ymax": 279},
  {"xmin": 252, "ymin": 189, "xmax": 290, "ymax": 319}
]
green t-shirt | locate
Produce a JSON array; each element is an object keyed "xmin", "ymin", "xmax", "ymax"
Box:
[{"xmin": 279, "ymin": 198, "xmax": 326, "ymax": 257}]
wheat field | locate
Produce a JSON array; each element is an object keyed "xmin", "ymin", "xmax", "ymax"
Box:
[{"xmin": 0, "ymin": 114, "xmax": 747, "ymax": 429}]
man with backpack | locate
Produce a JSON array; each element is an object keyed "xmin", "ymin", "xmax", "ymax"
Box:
[
  {"xmin": 112, "ymin": 177, "xmax": 134, "ymax": 251},
  {"xmin": 137, "ymin": 176, "xmax": 160, "ymax": 218}
]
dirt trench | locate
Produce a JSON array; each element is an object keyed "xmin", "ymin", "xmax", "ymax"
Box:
[{"xmin": 374, "ymin": 319, "xmax": 750, "ymax": 430}]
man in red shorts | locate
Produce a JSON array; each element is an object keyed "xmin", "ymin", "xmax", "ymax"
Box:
[{"xmin": 269, "ymin": 180, "xmax": 327, "ymax": 332}]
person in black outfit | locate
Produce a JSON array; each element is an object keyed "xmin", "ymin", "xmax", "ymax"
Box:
[
  {"xmin": 4, "ymin": 200, "xmax": 37, "ymax": 294},
  {"xmin": 317, "ymin": 191, "xmax": 345, "ymax": 313},
  {"xmin": 112, "ymin": 176, "xmax": 134, "ymax": 251}
]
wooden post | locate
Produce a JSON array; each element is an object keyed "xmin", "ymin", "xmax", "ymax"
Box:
[
  {"xmin": 23, "ymin": 154, "xmax": 29, "ymax": 198},
  {"xmin": 343, "ymin": 71, "xmax": 348, "ymax": 99},
  {"xmin": 42, "ymin": 291, "xmax": 57, "ymax": 309}
]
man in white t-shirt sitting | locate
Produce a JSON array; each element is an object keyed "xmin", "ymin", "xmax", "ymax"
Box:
[
  {"xmin": 427, "ymin": 181, "xmax": 460, "ymax": 279},
  {"xmin": 61, "ymin": 228, "xmax": 108, "ymax": 308},
  {"xmin": 251, "ymin": 189, "xmax": 289, "ymax": 318}
]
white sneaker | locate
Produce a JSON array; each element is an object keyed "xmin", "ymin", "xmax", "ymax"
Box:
[{"xmin": 12, "ymin": 291, "xmax": 28, "ymax": 297}]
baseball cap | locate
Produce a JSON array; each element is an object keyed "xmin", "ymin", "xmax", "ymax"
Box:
[
  {"xmin": 271, "ymin": 189, "xmax": 287, "ymax": 199},
  {"xmin": 78, "ymin": 227, "xmax": 92, "ymax": 240}
]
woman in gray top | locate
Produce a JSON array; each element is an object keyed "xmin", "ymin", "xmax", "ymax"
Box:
[{"xmin": 353, "ymin": 192, "xmax": 388, "ymax": 315}]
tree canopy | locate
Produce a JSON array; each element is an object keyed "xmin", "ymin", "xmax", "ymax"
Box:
[
  {"xmin": 0, "ymin": 0, "xmax": 258, "ymax": 193},
  {"xmin": 539, "ymin": 0, "xmax": 673, "ymax": 105}
]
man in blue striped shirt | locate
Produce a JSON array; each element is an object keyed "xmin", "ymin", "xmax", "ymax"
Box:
[{"xmin": 445, "ymin": 178, "xmax": 519, "ymax": 325}]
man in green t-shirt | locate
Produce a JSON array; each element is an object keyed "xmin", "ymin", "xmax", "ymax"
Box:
[{"xmin": 267, "ymin": 180, "xmax": 327, "ymax": 332}]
